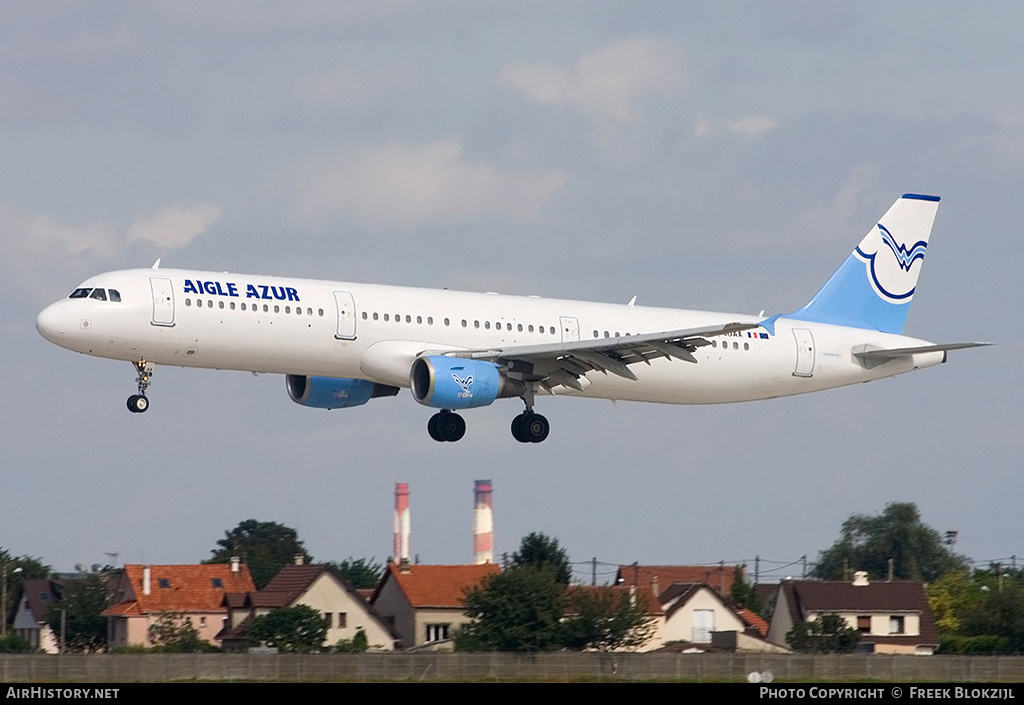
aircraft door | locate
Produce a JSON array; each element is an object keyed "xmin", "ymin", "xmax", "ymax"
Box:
[
  {"xmin": 559, "ymin": 316, "xmax": 580, "ymax": 343},
  {"xmin": 334, "ymin": 291, "xmax": 357, "ymax": 340},
  {"xmin": 149, "ymin": 277, "xmax": 175, "ymax": 327},
  {"xmin": 792, "ymin": 328, "xmax": 815, "ymax": 377}
]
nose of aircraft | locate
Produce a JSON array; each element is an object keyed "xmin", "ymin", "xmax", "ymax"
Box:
[{"xmin": 36, "ymin": 301, "xmax": 68, "ymax": 343}]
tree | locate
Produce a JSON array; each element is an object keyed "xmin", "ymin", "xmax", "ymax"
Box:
[
  {"xmin": 730, "ymin": 565, "xmax": 763, "ymax": 616},
  {"xmin": 148, "ymin": 612, "xmax": 217, "ymax": 652},
  {"xmin": 248, "ymin": 604, "xmax": 327, "ymax": 653},
  {"xmin": 459, "ymin": 533, "xmax": 654, "ymax": 652},
  {"xmin": 205, "ymin": 519, "xmax": 312, "ymax": 589},
  {"xmin": 786, "ymin": 614, "xmax": 861, "ymax": 653},
  {"xmin": 333, "ymin": 627, "xmax": 370, "ymax": 653},
  {"xmin": 560, "ymin": 587, "xmax": 656, "ymax": 652},
  {"xmin": 1, "ymin": 549, "xmax": 50, "ymax": 630},
  {"xmin": 330, "ymin": 557, "xmax": 384, "ymax": 590},
  {"xmin": 812, "ymin": 502, "xmax": 967, "ymax": 582},
  {"xmin": 45, "ymin": 572, "xmax": 116, "ymax": 652},
  {"xmin": 510, "ymin": 532, "xmax": 572, "ymax": 585},
  {"xmin": 457, "ymin": 565, "xmax": 567, "ymax": 652}
]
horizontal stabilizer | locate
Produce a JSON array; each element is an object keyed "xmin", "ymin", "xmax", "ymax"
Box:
[{"xmin": 853, "ymin": 341, "xmax": 992, "ymax": 363}]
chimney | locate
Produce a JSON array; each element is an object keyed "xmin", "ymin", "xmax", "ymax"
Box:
[
  {"xmin": 853, "ymin": 571, "xmax": 869, "ymax": 586},
  {"xmin": 294, "ymin": 554, "xmax": 304, "ymax": 566},
  {"xmin": 394, "ymin": 483, "xmax": 411, "ymax": 562},
  {"xmin": 651, "ymin": 575, "xmax": 660, "ymax": 600},
  {"xmin": 230, "ymin": 556, "xmax": 240, "ymax": 573},
  {"xmin": 143, "ymin": 565, "xmax": 151, "ymax": 596},
  {"xmin": 473, "ymin": 480, "xmax": 494, "ymax": 564}
]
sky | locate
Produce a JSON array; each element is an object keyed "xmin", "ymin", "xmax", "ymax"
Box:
[{"xmin": 2, "ymin": 1, "xmax": 1020, "ymax": 585}]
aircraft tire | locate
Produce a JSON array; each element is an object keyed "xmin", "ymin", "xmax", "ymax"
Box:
[
  {"xmin": 134, "ymin": 395, "xmax": 149, "ymax": 413},
  {"xmin": 428, "ymin": 413, "xmax": 443, "ymax": 442},
  {"xmin": 511, "ymin": 414, "xmax": 527, "ymax": 442},
  {"xmin": 523, "ymin": 413, "xmax": 549, "ymax": 443},
  {"xmin": 440, "ymin": 413, "xmax": 466, "ymax": 442}
]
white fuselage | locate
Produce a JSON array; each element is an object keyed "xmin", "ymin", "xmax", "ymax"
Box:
[{"xmin": 36, "ymin": 267, "xmax": 944, "ymax": 406}]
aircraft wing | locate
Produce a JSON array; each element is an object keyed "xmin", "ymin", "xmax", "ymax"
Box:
[{"xmin": 431, "ymin": 321, "xmax": 760, "ymax": 392}]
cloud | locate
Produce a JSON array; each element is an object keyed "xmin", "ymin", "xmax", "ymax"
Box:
[
  {"xmin": 501, "ymin": 35, "xmax": 687, "ymax": 136},
  {"xmin": 0, "ymin": 200, "xmax": 220, "ymax": 274},
  {"xmin": 693, "ymin": 114, "xmax": 779, "ymax": 139},
  {"xmin": 287, "ymin": 140, "xmax": 567, "ymax": 228},
  {"xmin": 126, "ymin": 203, "xmax": 222, "ymax": 248},
  {"xmin": 722, "ymin": 114, "xmax": 778, "ymax": 139}
]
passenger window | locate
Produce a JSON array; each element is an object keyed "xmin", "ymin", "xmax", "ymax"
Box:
[
  {"xmin": 90, "ymin": 289, "xmax": 107, "ymax": 301},
  {"xmin": 185, "ymin": 298, "xmax": 192, "ymax": 307},
  {"xmin": 219, "ymin": 301, "xmax": 225, "ymax": 309},
  {"xmin": 108, "ymin": 289, "xmax": 121, "ymax": 302}
]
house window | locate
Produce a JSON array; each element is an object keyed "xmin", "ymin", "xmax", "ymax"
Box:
[
  {"xmin": 324, "ymin": 613, "xmax": 333, "ymax": 628},
  {"xmin": 692, "ymin": 609, "xmax": 714, "ymax": 643},
  {"xmin": 211, "ymin": 578, "xmax": 223, "ymax": 588},
  {"xmin": 890, "ymin": 616, "xmax": 905, "ymax": 634},
  {"xmin": 158, "ymin": 578, "xmax": 170, "ymax": 588},
  {"xmin": 857, "ymin": 616, "xmax": 871, "ymax": 633},
  {"xmin": 425, "ymin": 623, "xmax": 450, "ymax": 642},
  {"xmin": 338, "ymin": 613, "xmax": 347, "ymax": 628}
]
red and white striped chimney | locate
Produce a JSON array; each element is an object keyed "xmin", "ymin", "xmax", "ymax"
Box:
[
  {"xmin": 393, "ymin": 482, "xmax": 410, "ymax": 562},
  {"xmin": 473, "ymin": 480, "xmax": 494, "ymax": 564}
]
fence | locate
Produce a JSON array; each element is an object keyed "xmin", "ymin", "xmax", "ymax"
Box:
[{"xmin": 2, "ymin": 652, "xmax": 1024, "ymax": 683}]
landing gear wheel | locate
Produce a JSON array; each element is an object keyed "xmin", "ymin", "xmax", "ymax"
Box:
[
  {"xmin": 428, "ymin": 414, "xmax": 443, "ymax": 441},
  {"xmin": 127, "ymin": 394, "xmax": 149, "ymax": 413},
  {"xmin": 512, "ymin": 412, "xmax": 549, "ymax": 443},
  {"xmin": 428, "ymin": 411, "xmax": 466, "ymax": 442},
  {"xmin": 127, "ymin": 359, "xmax": 154, "ymax": 414}
]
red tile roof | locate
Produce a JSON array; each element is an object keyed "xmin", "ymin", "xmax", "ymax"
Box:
[
  {"xmin": 617, "ymin": 565, "xmax": 739, "ymax": 598},
  {"xmin": 379, "ymin": 563, "xmax": 500, "ymax": 608},
  {"xmin": 102, "ymin": 564, "xmax": 255, "ymax": 616}
]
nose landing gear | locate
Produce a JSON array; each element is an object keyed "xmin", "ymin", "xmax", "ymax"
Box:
[{"xmin": 127, "ymin": 360, "xmax": 154, "ymax": 414}]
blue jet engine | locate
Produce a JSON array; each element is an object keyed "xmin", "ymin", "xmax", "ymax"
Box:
[
  {"xmin": 286, "ymin": 375, "xmax": 399, "ymax": 409},
  {"xmin": 410, "ymin": 356, "xmax": 522, "ymax": 409}
]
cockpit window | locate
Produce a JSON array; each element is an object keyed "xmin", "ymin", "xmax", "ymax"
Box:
[
  {"xmin": 108, "ymin": 289, "xmax": 121, "ymax": 302},
  {"xmin": 89, "ymin": 288, "xmax": 107, "ymax": 301},
  {"xmin": 69, "ymin": 288, "xmax": 92, "ymax": 299}
]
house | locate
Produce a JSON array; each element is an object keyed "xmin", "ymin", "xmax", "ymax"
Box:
[
  {"xmin": 370, "ymin": 561, "xmax": 500, "ymax": 649},
  {"xmin": 616, "ymin": 564, "xmax": 740, "ymax": 598},
  {"xmin": 102, "ymin": 561, "xmax": 256, "ymax": 648},
  {"xmin": 218, "ymin": 563, "xmax": 397, "ymax": 651},
  {"xmin": 767, "ymin": 572, "xmax": 940, "ymax": 654},
  {"xmin": 11, "ymin": 579, "xmax": 62, "ymax": 653}
]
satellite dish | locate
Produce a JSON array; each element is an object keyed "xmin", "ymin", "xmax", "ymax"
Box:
[
  {"xmin": 747, "ymin": 672, "xmax": 762, "ymax": 683},
  {"xmin": 762, "ymin": 671, "xmax": 775, "ymax": 683}
]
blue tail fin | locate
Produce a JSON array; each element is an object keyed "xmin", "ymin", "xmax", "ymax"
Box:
[{"xmin": 786, "ymin": 194, "xmax": 940, "ymax": 334}]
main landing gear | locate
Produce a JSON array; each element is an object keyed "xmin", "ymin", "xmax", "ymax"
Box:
[
  {"xmin": 127, "ymin": 360, "xmax": 153, "ymax": 414},
  {"xmin": 428, "ymin": 410, "xmax": 466, "ymax": 442},
  {"xmin": 511, "ymin": 410, "xmax": 549, "ymax": 443},
  {"xmin": 426, "ymin": 406, "xmax": 551, "ymax": 443}
]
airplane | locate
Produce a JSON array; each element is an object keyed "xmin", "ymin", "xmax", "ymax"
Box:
[{"xmin": 36, "ymin": 193, "xmax": 988, "ymax": 443}]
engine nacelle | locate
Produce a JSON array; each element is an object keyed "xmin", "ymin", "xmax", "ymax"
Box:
[
  {"xmin": 411, "ymin": 356, "xmax": 520, "ymax": 409},
  {"xmin": 286, "ymin": 375, "xmax": 399, "ymax": 409}
]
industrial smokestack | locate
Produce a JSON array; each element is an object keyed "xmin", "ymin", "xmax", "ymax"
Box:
[
  {"xmin": 473, "ymin": 480, "xmax": 494, "ymax": 564},
  {"xmin": 394, "ymin": 482, "xmax": 410, "ymax": 562}
]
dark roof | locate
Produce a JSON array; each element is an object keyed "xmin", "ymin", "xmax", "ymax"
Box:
[
  {"xmin": 781, "ymin": 579, "xmax": 939, "ymax": 646},
  {"xmin": 262, "ymin": 564, "xmax": 345, "ymax": 598},
  {"xmin": 17, "ymin": 580, "xmax": 63, "ymax": 623}
]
